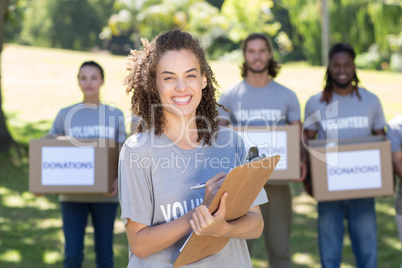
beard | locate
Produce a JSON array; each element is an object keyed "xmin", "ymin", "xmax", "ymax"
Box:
[
  {"xmin": 333, "ymin": 78, "xmax": 353, "ymax": 89},
  {"xmin": 246, "ymin": 61, "xmax": 269, "ymax": 74}
]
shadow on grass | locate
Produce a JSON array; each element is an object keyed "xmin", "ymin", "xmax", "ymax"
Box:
[{"xmin": 0, "ymin": 120, "xmax": 129, "ymax": 267}]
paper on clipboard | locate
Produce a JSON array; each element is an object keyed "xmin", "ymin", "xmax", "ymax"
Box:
[{"xmin": 173, "ymin": 155, "xmax": 280, "ymax": 268}]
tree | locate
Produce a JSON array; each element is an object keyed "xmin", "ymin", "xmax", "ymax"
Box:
[
  {"xmin": 221, "ymin": 0, "xmax": 281, "ymax": 43},
  {"xmin": 101, "ymin": 0, "xmax": 228, "ymax": 57},
  {"xmin": 0, "ymin": 0, "xmax": 16, "ymax": 152},
  {"xmin": 20, "ymin": 0, "xmax": 115, "ymax": 50},
  {"xmin": 281, "ymin": 0, "xmax": 402, "ymax": 66}
]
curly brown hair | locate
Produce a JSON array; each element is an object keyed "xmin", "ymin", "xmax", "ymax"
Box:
[
  {"xmin": 240, "ymin": 33, "xmax": 281, "ymax": 78},
  {"xmin": 124, "ymin": 29, "xmax": 226, "ymax": 146}
]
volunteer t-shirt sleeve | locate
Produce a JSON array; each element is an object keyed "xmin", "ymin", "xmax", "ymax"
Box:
[
  {"xmin": 49, "ymin": 110, "xmax": 66, "ymax": 135},
  {"xmin": 119, "ymin": 142, "xmax": 153, "ymax": 227},
  {"xmin": 372, "ymin": 96, "xmax": 386, "ymax": 131},
  {"xmin": 287, "ymin": 91, "xmax": 301, "ymax": 123},
  {"xmin": 387, "ymin": 122, "xmax": 402, "ymax": 153},
  {"xmin": 303, "ymin": 97, "xmax": 319, "ymax": 131}
]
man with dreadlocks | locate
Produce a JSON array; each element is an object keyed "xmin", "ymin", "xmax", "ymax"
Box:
[
  {"xmin": 304, "ymin": 43, "xmax": 386, "ymax": 267},
  {"xmin": 386, "ymin": 115, "xmax": 402, "ymax": 268}
]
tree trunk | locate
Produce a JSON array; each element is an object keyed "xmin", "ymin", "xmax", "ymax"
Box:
[{"xmin": 0, "ymin": 0, "xmax": 16, "ymax": 152}]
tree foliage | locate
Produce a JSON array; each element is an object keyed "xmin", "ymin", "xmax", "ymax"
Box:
[
  {"xmin": 221, "ymin": 0, "xmax": 280, "ymax": 43},
  {"xmin": 1, "ymin": 0, "xmax": 401, "ymax": 69},
  {"xmin": 281, "ymin": 0, "xmax": 402, "ymax": 67},
  {"xmin": 20, "ymin": 0, "xmax": 115, "ymax": 50},
  {"xmin": 101, "ymin": 0, "xmax": 229, "ymax": 56}
]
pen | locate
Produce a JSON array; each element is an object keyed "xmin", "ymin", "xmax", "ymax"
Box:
[
  {"xmin": 190, "ymin": 183, "xmax": 206, "ymax": 189},
  {"xmin": 189, "ymin": 151, "xmax": 266, "ymax": 190}
]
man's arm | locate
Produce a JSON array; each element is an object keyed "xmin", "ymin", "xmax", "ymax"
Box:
[
  {"xmin": 393, "ymin": 151, "xmax": 402, "ymax": 180},
  {"xmin": 373, "ymin": 128, "xmax": 386, "ymax": 136}
]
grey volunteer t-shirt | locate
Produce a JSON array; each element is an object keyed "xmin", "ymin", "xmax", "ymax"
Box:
[
  {"xmin": 49, "ymin": 103, "xmax": 126, "ymax": 203},
  {"xmin": 119, "ymin": 127, "xmax": 268, "ymax": 268},
  {"xmin": 304, "ymin": 88, "xmax": 386, "ymax": 140},
  {"xmin": 218, "ymin": 80, "xmax": 301, "ymax": 184},
  {"xmin": 387, "ymin": 115, "xmax": 402, "ymax": 153},
  {"xmin": 387, "ymin": 114, "xmax": 402, "ymax": 214},
  {"xmin": 218, "ymin": 80, "xmax": 300, "ymax": 126}
]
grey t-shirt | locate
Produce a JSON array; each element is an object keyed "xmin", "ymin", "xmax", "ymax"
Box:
[
  {"xmin": 49, "ymin": 103, "xmax": 126, "ymax": 202},
  {"xmin": 118, "ymin": 127, "xmax": 268, "ymax": 268},
  {"xmin": 218, "ymin": 80, "xmax": 301, "ymax": 126},
  {"xmin": 387, "ymin": 115, "xmax": 402, "ymax": 153},
  {"xmin": 304, "ymin": 88, "xmax": 386, "ymax": 140},
  {"xmin": 387, "ymin": 114, "xmax": 402, "ymax": 214},
  {"xmin": 218, "ymin": 80, "xmax": 301, "ymax": 184}
]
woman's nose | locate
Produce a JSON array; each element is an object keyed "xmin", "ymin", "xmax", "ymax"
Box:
[{"xmin": 176, "ymin": 77, "xmax": 187, "ymax": 91}]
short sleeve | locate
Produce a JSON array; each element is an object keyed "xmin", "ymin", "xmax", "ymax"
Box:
[
  {"xmin": 118, "ymin": 141, "xmax": 153, "ymax": 226},
  {"xmin": 49, "ymin": 110, "xmax": 66, "ymax": 135},
  {"xmin": 303, "ymin": 97, "xmax": 319, "ymax": 131},
  {"xmin": 387, "ymin": 121, "xmax": 402, "ymax": 152},
  {"xmin": 372, "ymin": 97, "xmax": 386, "ymax": 131},
  {"xmin": 287, "ymin": 91, "xmax": 301, "ymax": 123},
  {"xmin": 235, "ymin": 132, "xmax": 246, "ymax": 166}
]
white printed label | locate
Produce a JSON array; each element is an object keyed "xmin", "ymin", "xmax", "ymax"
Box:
[
  {"xmin": 326, "ymin": 149, "xmax": 382, "ymax": 191},
  {"xmin": 239, "ymin": 131, "xmax": 287, "ymax": 170},
  {"xmin": 41, "ymin": 146, "xmax": 95, "ymax": 186}
]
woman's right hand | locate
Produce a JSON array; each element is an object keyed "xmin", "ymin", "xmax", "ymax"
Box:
[{"xmin": 202, "ymin": 172, "xmax": 227, "ymax": 207}]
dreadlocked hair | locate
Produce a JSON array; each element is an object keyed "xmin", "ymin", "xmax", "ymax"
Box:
[
  {"xmin": 124, "ymin": 29, "xmax": 227, "ymax": 146},
  {"xmin": 321, "ymin": 43, "xmax": 361, "ymax": 104}
]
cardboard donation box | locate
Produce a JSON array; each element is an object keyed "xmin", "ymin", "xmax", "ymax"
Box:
[
  {"xmin": 29, "ymin": 137, "xmax": 118, "ymax": 194},
  {"xmin": 232, "ymin": 125, "xmax": 300, "ymax": 180},
  {"xmin": 308, "ymin": 135, "xmax": 393, "ymax": 201}
]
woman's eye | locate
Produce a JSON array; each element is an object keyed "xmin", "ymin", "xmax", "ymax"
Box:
[
  {"xmin": 164, "ymin": 76, "xmax": 173, "ymax": 81},
  {"xmin": 187, "ymin": 74, "xmax": 196, "ymax": 78}
]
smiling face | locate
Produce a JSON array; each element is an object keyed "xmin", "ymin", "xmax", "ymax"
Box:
[
  {"xmin": 156, "ymin": 49, "xmax": 207, "ymax": 121},
  {"xmin": 78, "ymin": 65, "xmax": 104, "ymax": 98},
  {"xmin": 329, "ymin": 51, "xmax": 356, "ymax": 92},
  {"xmin": 244, "ymin": 38, "xmax": 272, "ymax": 74}
]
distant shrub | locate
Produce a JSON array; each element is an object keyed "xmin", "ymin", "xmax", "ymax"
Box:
[
  {"xmin": 389, "ymin": 53, "xmax": 402, "ymax": 72},
  {"xmin": 355, "ymin": 45, "xmax": 384, "ymax": 70}
]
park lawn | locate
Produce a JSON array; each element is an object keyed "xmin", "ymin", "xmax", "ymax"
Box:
[{"xmin": 1, "ymin": 44, "xmax": 401, "ymax": 267}]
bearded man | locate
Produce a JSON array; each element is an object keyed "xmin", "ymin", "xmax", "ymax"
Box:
[{"xmin": 218, "ymin": 33, "xmax": 306, "ymax": 268}]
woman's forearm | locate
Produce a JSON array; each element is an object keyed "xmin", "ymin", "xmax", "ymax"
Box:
[
  {"xmin": 126, "ymin": 210, "xmax": 194, "ymax": 258},
  {"xmin": 217, "ymin": 206, "xmax": 264, "ymax": 239}
]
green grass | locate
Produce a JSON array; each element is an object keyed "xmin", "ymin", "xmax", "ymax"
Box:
[
  {"xmin": 1, "ymin": 44, "xmax": 401, "ymax": 267},
  {"xmin": 0, "ymin": 144, "xmax": 129, "ymax": 267},
  {"xmin": 1, "ymin": 122, "xmax": 400, "ymax": 267},
  {"xmin": 249, "ymin": 183, "xmax": 401, "ymax": 268}
]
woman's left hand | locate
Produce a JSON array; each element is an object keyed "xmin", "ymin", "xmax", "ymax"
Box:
[
  {"xmin": 104, "ymin": 177, "xmax": 118, "ymax": 197},
  {"xmin": 190, "ymin": 192, "xmax": 229, "ymax": 237}
]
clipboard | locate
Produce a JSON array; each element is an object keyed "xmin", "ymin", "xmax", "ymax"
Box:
[{"xmin": 173, "ymin": 155, "xmax": 280, "ymax": 268}]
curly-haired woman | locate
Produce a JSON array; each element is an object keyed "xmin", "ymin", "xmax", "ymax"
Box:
[{"xmin": 118, "ymin": 29, "xmax": 267, "ymax": 267}]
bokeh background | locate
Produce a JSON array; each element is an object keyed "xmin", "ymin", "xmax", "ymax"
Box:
[{"xmin": 0, "ymin": 0, "xmax": 401, "ymax": 267}]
